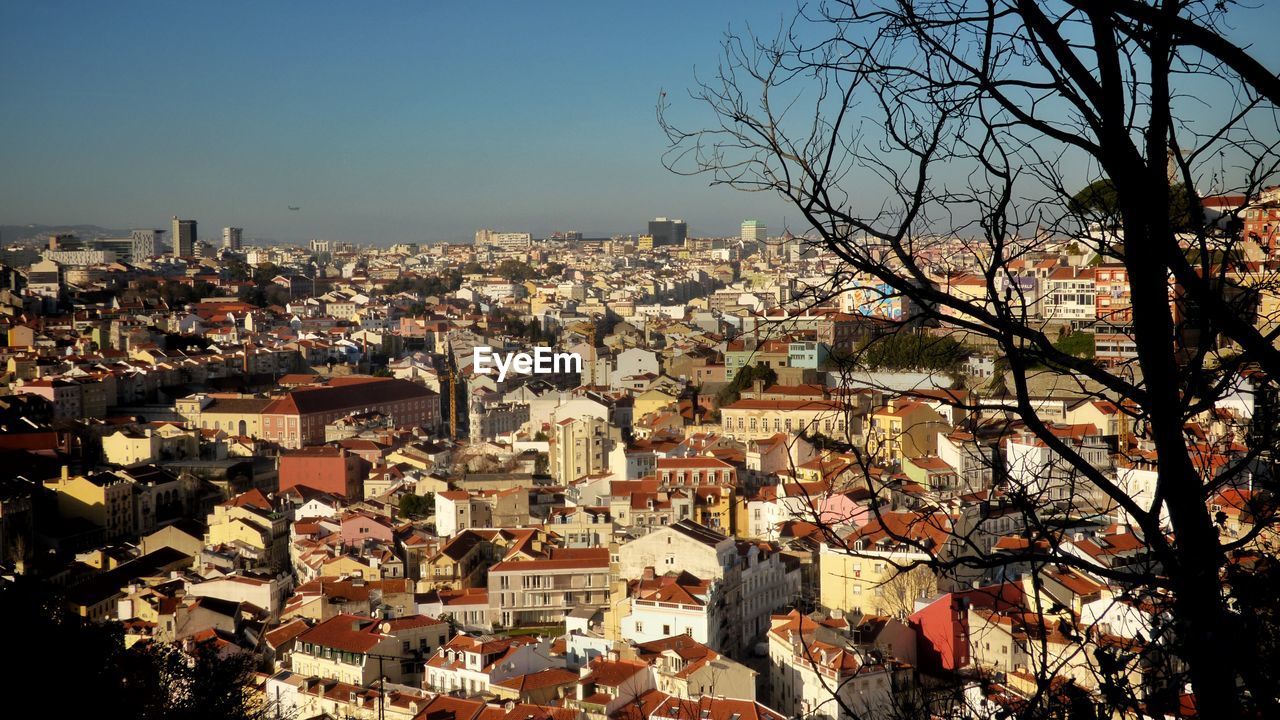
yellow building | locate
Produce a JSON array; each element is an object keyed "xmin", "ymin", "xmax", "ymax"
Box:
[
  {"xmin": 7, "ymin": 325, "xmax": 36, "ymax": 349},
  {"xmin": 101, "ymin": 424, "xmax": 198, "ymax": 466},
  {"xmin": 863, "ymin": 398, "xmax": 947, "ymax": 463},
  {"xmin": 174, "ymin": 394, "xmax": 272, "ymax": 438},
  {"xmin": 818, "ymin": 511, "xmax": 949, "ymax": 617},
  {"xmin": 633, "ymin": 387, "xmax": 679, "ymax": 419},
  {"xmin": 720, "ymin": 398, "xmax": 852, "ymax": 441},
  {"xmin": 692, "ymin": 486, "xmax": 735, "ymax": 535},
  {"xmin": 293, "ymin": 614, "xmax": 449, "ymax": 687},
  {"xmin": 46, "ymin": 467, "xmax": 135, "ymax": 539},
  {"xmin": 102, "ymin": 427, "xmax": 162, "ymax": 467},
  {"xmin": 419, "ymin": 528, "xmax": 497, "ymax": 591},
  {"xmin": 205, "ymin": 490, "xmax": 289, "ymax": 571},
  {"xmin": 320, "ymin": 554, "xmax": 380, "ymax": 579},
  {"xmin": 141, "ymin": 522, "xmax": 205, "ymax": 558},
  {"xmin": 1064, "ymin": 398, "xmax": 1128, "ymax": 438},
  {"xmin": 549, "ymin": 415, "xmax": 614, "ymax": 484}
]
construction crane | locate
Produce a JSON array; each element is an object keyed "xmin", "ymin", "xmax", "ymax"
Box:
[{"xmin": 444, "ymin": 339, "xmax": 459, "ymax": 440}]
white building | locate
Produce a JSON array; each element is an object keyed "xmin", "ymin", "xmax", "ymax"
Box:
[
  {"xmin": 476, "ymin": 230, "xmax": 532, "ymax": 250},
  {"xmin": 1003, "ymin": 425, "xmax": 1112, "ymax": 509},
  {"xmin": 1041, "ymin": 267, "xmax": 1096, "ymax": 322},
  {"xmin": 610, "ymin": 348, "xmax": 660, "ymax": 389},
  {"xmin": 43, "ymin": 248, "xmax": 115, "ymax": 266},
  {"xmin": 618, "ymin": 520, "xmax": 793, "ymax": 656},
  {"xmin": 621, "ymin": 573, "xmax": 724, "ymax": 650},
  {"xmin": 424, "ymin": 634, "xmax": 558, "ymax": 697},
  {"xmin": 767, "ymin": 611, "xmax": 915, "ymax": 720}
]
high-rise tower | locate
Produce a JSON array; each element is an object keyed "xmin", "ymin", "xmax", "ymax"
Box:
[{"xmin": 171, "ymin": 216, "xmax": 196, "ymax": 258}]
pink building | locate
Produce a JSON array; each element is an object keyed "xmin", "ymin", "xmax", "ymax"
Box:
[{"xmin": 339, "ymin": 511, "xmax": 395, "ymax": 544}]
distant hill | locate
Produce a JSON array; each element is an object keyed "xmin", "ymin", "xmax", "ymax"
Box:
[{"xmin": 0, "ymin": 224, "xmax": 131, "ymax": 245}]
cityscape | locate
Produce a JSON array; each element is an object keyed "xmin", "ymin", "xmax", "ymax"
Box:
[{"xmin": 2, "ymin": 3, "xmax": 1280, "ymax": 720}]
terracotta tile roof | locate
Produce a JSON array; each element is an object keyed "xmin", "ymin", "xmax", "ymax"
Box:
[
  {"xmin": 650, "ymin": 693, "xmax": 786, "ymax": 720},
  {"xmin": 724, "ymin": 399, "xmax": 845, "ymax": 412},
  {"xmin": 493, "ymin": 668, "xmax": 579, "ymax": 692},
  {"xmin": 503, "ymin": 705, "xmax": 577, "ymax": 720},
  {"xmin": 297, "ymin": 613, "xmax": 387, "ymax": 653},
  {"xmin": 383, "ymin": 614, "xmax": 445, "ymax": 631},
  {"xmin": 582, "ymin": 658, "xmax": 649, "ymax": 687},
  {"xmin": 843, "ymin": 510, "xmax": 952, "ymax": 550},
  {"xmin": 489, "ymin": 547, "xmax": 609, "ymax": 573},
  {"xmin": 222, "ymin": 488, "xmax": 273, "ymax": 511},
  {"xmin": 656, "ymin": 457, "xmax": 733, "ymax": 469},
  {"xmin": 429, "ymin": 588, "xmax": 490, "ymax": 607},
  {"xmin": 634, "ymin": 634, "xmax": 720, "ymax": 664},
  {"xmin": 263, "ymin": 618, "xmax": 310, "ymax": 648}
]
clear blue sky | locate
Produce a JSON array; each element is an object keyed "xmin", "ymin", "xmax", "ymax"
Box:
[
  {"xmin": 0, "ymin": 0, "xmax": 800, "ymax": 243},
  {"xmin": 2, "ymin": 1, "xmax": 1279, "ymax": 244}
]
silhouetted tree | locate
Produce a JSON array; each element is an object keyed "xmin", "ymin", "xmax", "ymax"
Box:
[{"xmin": 662, "ymin": 1, "xmax": 1280, "ymax": 716}]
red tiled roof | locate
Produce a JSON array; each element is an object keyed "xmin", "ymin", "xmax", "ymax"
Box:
[
  {"xmin": 582, "ymin": 658, "xmax": 648, "ymax": 687},
  {"xmin": 489, "ymin": 547, "xmax": 609, "ymax": 573},
  {"xmin": 263, "ymin": 618, "xmax": 310, "ymax": 648},
  {"xmin": 223, "ymin": 488, "xmax": 272, "ymax": 511},
  {"xmin": 297, "ymin": 613, "xmax": 386, "ymax": 653},
  {"xmin": 724, "ymin": 399, "xmax": 845, "ymax": 412},
  {"xmin": 493, "ymin": 668, "xmax": 579, "ymax": 691},
  {"xmin": 656, "ymin": 457, "xmax": 733, "ymax": 469}
]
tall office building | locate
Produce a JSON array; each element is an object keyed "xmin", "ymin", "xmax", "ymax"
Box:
[
  {"xmin": 223, "ymin": 227, "xmax": 243, "ymax": 250},
  {"xmin": 741, "ymin": 219, "xmax": 767, "ymax": 243},
  {"xmin": 648, "ymin": 217, "xmax": 687, "ymax": 246},
  {"xmin": 171, "ymin": 216, "xmax": 196, "ymax": 258}
]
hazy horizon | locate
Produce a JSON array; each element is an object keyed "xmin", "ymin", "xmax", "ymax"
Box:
[{"xmin": 0, "ymin": 1, "xmax": 808, "ymax": 243}]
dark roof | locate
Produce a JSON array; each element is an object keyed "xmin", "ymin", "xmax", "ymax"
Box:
[
  {"xmin": 64, "ymin": 547, "xmax": 193, "ymax": 606},
  {"xmin": 147, "ymin": 517, "xmax": 207, "ymax": 540},
  {"xmin": 191, "ymin": 594, "xmax": 241, "ymax": 618},
  {"xmin": 204, "ymin": 397, "xmax": 274, "ymax": 414},
  {"xmin": 669, "ymin": 519, "xmax": 729, "ymax": 547},
  {"xmin": 117, "ymin": 464, "xmax": 181, "ymax": 486},
  {"xmin": 263, "ymin": 378, "xmax": 437, "ymax": 416}
]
